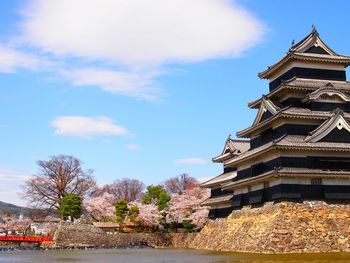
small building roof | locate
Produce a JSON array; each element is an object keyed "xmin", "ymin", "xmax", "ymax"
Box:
[
  {"xmin": 93, "ymin": 222, "xmax": 120, "ymax": 228},
  {"xmin": 258, "ymin": 27, "xmax": 350, "ymax": 79},
  {"xmin": 32, "ymin": 216, "xmax": 60, "ymax": 223},
  {"xmin": 0, "ymin": 216, "xmax": 4, "ymax": 224}
]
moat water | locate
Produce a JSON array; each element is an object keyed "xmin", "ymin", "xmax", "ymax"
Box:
[{"xmin": 1, "ymin": 248, "xmax": 350, "ymax": 263}]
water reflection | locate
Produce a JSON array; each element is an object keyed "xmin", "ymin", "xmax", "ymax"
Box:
[{"xmin": 0, "ymin": 248, "xmax": 349, "ymax": 263}]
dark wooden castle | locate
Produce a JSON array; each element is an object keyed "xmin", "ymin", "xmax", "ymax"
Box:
[{"xmin": 202, "ymin": 27, "xmax": 350, "ymax": 218}]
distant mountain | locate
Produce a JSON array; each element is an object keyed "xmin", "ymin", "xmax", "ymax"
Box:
[{"xmin": 0, "ymin": 201, "xmax": 34, "ymax": 217}]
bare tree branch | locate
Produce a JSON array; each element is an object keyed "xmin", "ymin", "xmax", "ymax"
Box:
[
  {"xmin": 162, "ymin": 173, "xmax": 199, "ymax": 195},
  {"xmin": 22, "ymin": 155, "xmax": 96, "ymax": 214}
]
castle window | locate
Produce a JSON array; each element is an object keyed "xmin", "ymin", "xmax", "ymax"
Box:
[{"xmin": 311, "ymin": 178, "xmax": 322, "ymax": 185}]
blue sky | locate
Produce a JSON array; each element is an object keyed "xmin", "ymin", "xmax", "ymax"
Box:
[{"xmin": 1, "ymin": 0, "xmax": 350, "ymax": 206}]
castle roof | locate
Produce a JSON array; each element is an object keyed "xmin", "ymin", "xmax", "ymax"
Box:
[
  {"xmin": 212, "ymin": 136, "xmax": 249, "ymax": 163},
  {"xmin": 248, "ymin": 78, "xmax": 350, "ymax": 109},
  {"xmin": 222, "ymin": 167, "xmax": 350, "ymax": 190},
  {"xmin": 225, "ymin": 134, "xmax": 350, "ymax": 167},
  {"xmin": 258, "ymin": 27, "xmax": 350, "ymax": 79},
  {"xmin": 200, "ymin": 171, "xmax": 236, "ymax": 188},
  {"xmin": 201, "ymin": 194, "xmax": 233, "ymax": 206},
  {"xmin": 305, "ymin": 109, "xmax": 350, "ymax": 142},
  {"xmin": 237, "ymin": 106, "xmax": 350, "ymax": 138},
  {"xmin": 303, "ymin": 83, "xmax": 350, "ymax": 103}
]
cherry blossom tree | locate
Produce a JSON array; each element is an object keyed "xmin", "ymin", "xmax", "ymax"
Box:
[
  {"xmin": 90, "ymin": 178, "xmax": 145, "ymax": 202},
  {"xmin": 130, "ymin": 202, "xmax": 161, "ymax": 230},
  {"xmin": 0, "ymin": 217, "xmax": 32, "ymax": 235},
  {"xmin": 167, "ymin": 187, "xmax": 210, "ymax": 230},
  {"xmin": 84, "ymin": 192, "xmax": 116, "ymax": 222}
]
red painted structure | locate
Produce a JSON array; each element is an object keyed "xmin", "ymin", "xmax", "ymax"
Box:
[{"xmin": 0, "ymin": 236, "xmax": 53, "ymax": 243}]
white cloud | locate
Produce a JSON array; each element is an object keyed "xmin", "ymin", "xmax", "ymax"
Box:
[
  {"xmin": 3, "ymin": 0, "xmax": 265, "ymax": 100},
  {"xmin": 173, "ymin": 158, "xmax": 208, "ymax": 165},
  {"xmin": 0, "ymin": 46, "xmax": 42, "ymax": 73},
  {"xmin": 52, "ymin": 116, "xmax": 129, "ymax": 139},
  {"xmin": 21, "ymin": 0, "xmax": 264, "ymax": 65},
  {"xmin": 0, "ymin": 166, "xmax": 29, "ymax": 206},
  {"xmin": 125, "ymin": 144, "xmax": 140, "ymax": 151},
  {"xmin": 63, "ymin": 68, "xmax": 162, "ymax": 101}
]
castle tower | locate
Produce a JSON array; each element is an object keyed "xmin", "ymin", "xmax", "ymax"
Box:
[{"xmin": 202, "ymin": 27, "xmax": 350, "ymax": 218}]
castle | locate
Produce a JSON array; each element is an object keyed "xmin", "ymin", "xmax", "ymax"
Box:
[{"xmin": 202, "ymin": 27, "xmax": 350, "ymax": 218}]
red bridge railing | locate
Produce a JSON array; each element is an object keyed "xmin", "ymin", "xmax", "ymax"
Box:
[{"xmin": 0, "ymin": 236, "xmax": 53, "ymax": 242}]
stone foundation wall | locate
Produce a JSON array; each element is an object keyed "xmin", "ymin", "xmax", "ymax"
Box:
[
  {"xmin": 54, "ymin": 223, "xmax": 109, "ymax": 247},
  {"xmin": 190, "ymin": 201, "xmax": 350, "ymax": 253},
  {"xmin": 53, "ymin": 222, "xmax": 194, "ymax": 248}
]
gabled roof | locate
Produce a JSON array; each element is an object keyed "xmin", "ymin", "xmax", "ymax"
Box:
[
  {"xmin": 289, "ymin": 26, "xmax": 337, "ymax": 55},
  {"xmin": 225, "ymin": 134, "xmax": 350, "ymax": 167},
  {"xmin": 212, "ymin": 135, "xmax": 249, "ymax": 163},
  {"xmin": 303, "ymin": 83, "xmax": 350, "ymax": 103},
  {"xmin": 252, "ymin": 98, "xmax": 280, "ymax": 125},
  {"xmin": 305, "ymin": 109, "xmax": 350, "ymax": 142},
  {"xmin": 248, "ymin": 78, "xmax": 350, "ymax": 109},
  {"xmin": 258, "ymin": 27, "xmax": 350, "ymax": 79},
  {"xmin": 237, "ymin": 106, "xmax": 350, "ymax": 138},
  {"xmin": 200, "ymin": 171, "xmax": 237, "ymax": 188}
]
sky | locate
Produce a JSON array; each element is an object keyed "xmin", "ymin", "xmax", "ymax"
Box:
[{"xmin": 1, "ymin": 0, "xmax": 350, "ymax": 206}]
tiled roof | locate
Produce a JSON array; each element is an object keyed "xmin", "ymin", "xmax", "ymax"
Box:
[
  {"xmin": 258, "ymin": 28, "xmax": 350, "ymax": 79},
  {"xmin": 212, "ymin": 137, "xmax": 249, "ymax": 163},
  {"xmin": 276, "ymin": 135, "xmax": 350, "ymax": 150},
  {"xmin": 284, "ymin": 78, "xmax": 350, "ymax": 89},
  {"xmin": 32, "ymin": 216, "xmax": 60, "ymax": 223},
  {"xmin": 259, "ymin": 53, "xmax": 350, "ymax": 79},
  {"xmin": 237, "ymin": 107, "xmax": 350, "ymax": 138},
  {"xmin": 222, "ymin": 167, "xmax": 350, "ymax": 190},
  {"xmin": 225, "ymin": 139, "xmax": 275, "ymax": 166},
  {"xmin": 201, "ymin": 194, "xmax": 233, "ymax": 206},
  {"xmin": 289, "ymin": 27, "xmax": 338, "ymax": 55},
  {"xmin": 278, "ymin": 167, "xmax": 350, "ymax": 176},
  {"xmin": 248, "ymin": 78, "xmax": 350, "ymax": 109},
  {"xmin": 226, "ymin": 134, "xmax": 350, "ymax": 167},
  {"xmin": 93, "ymin": 222, "xmax": 120, "ymax": 228},
  {"xmin": 201, "ymin": 171, "xmax": 237, "ymax": 188}
]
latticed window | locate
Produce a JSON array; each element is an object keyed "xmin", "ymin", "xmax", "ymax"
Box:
[{"xmin": 311, "ymin": 178, "xmax": 322, "ymax": 185}]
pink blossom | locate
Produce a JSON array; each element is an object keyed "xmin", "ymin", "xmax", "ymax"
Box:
[
  {"xmin": 0, "ymin": 217, "xmax": 32, "ymax": 235},
  {"xmin": 133, "ymin": 202, "xmax": 161, "ymax": 229},
  {"xmin": 84, "ymin": 192, "xmax": 116, "ymax": 221},
  {"xmin": 167, "ymin": 187, "xmax": 210, "ymax": 229}
]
